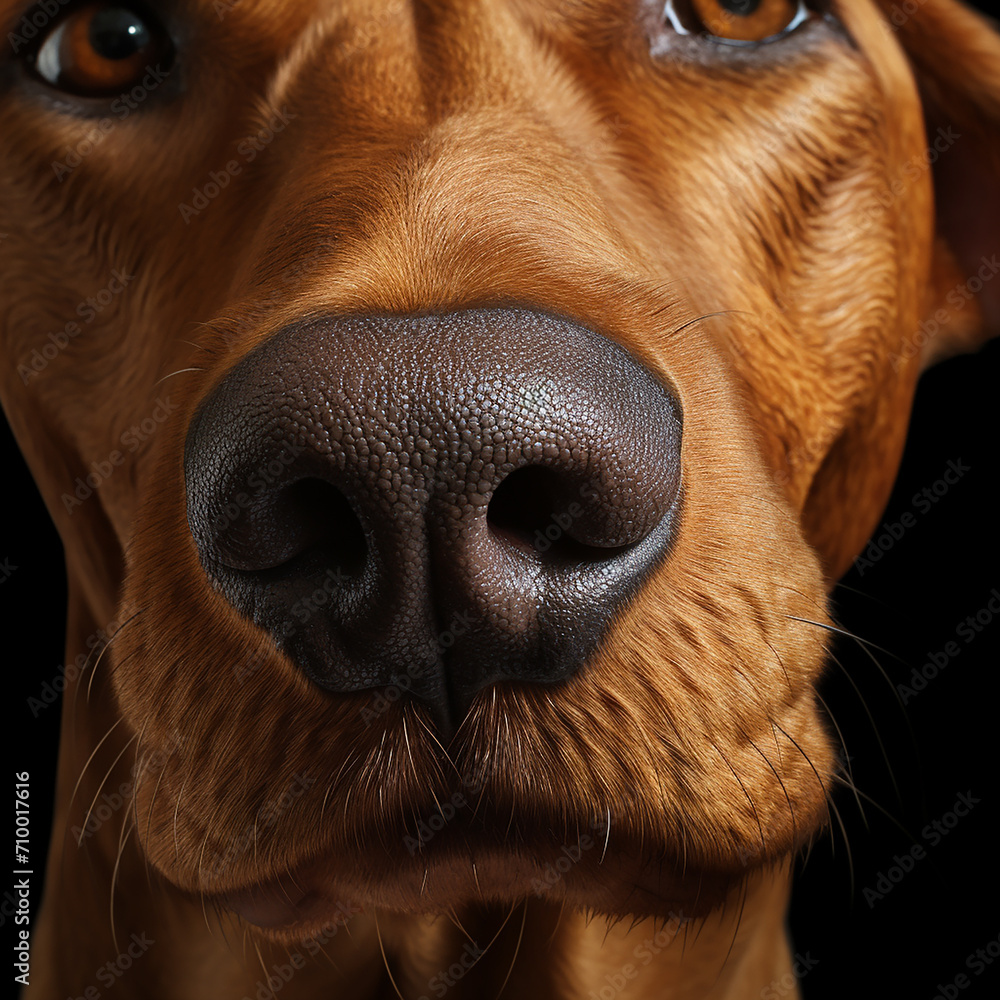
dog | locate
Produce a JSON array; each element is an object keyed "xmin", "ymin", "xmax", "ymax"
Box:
[{"xmin": 3, "ymin": 0, "xmax": 998, "ymax": 997}]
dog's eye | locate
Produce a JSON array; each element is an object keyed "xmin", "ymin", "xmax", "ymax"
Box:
[
  {"xmin": 665, "ymin": 0, "xmax": 810, "ymax": 45},
  {"xmin": 31, "ymin": 2, "xmax": 171, "ymax": 96}
]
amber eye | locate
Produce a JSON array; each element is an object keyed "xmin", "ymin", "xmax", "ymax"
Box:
[
  {"xmin": 666, "ymin": 0, "xmax": 810, "ymax": 44},
  {"xmin": 32, "ymin": 3, "xmax": 172, "ymax": 96}
]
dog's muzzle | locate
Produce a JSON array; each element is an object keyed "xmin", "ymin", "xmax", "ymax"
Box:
[{"xmin": 184, "ymin": 308, "xmax": 683, "ymax": 735}]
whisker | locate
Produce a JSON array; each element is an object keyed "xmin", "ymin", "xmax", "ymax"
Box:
[
  {"xmin": 172, "ymin": 772, "xmax": 191, "ymax": 862},
  {"xmin": 447, "ymin": 906, "xmax": 474, "ymax": 944},
  {"xmin": 774, "ymin": 722, "xmax": 854, "ymax": 897},
  {"xmin": 831, "ymin": 580, "xmax": 896, "ymax": 610},
  {"xmin": 78, "ymin": 731, "xmax": 137, "ymax": 848},
  {"xmin": 471, "ymin": 901, "xmax": 520, "ymax": 974},
  {"xmin": 154, "ymin": 367, "xmax": 205, "ymax": 386},
  {"xmin": 828, "ymin": 775, "xmax": 918, "ymax": 844},
  {"xmin": 826, "ymin": 650, "xmax": 904, "ymax": 811},
  {"xmin": 813, "ymin": 689, "xmax": 866, "ymax": 828},
  {"xmin": 67, "ymin": 609, "xmax": 142, "ymax": 713},
  {"xmin": 143, "ymin": 753, "xmax": 169, "ymax": 863},
  {"xmin": 718, "ymin": 874, "xmax": 750, "ymax": 981},
  {"xmin": 784, "ymin": 614, "xmax": 904, "ymax": 664},
  {"xmin": 496, "ymin": 901, "xmax": 528, "ymax": 998},
  {"xmin": 667, "ymin": 309, "xmax": 740, "ymax": 336},
  {"xmin": 251, "ymin": 936, "xmax": 269, "ymax": 986},
  {"xmin": 109, "ymin": 817, "xmax": 136, "ymax": 954},
  {"xmin": 747, "ymin": 733, "xmax": 796, "ymax": 843},
  {"xmin": 67, "ymin": 717, "xmax": 126, "ymax": 836},
  {"xmin": 374, "ymin": 908, "xmax": 406, "ymax": 1000},
  {"xmin": 711, "ymin": 741, "xmax": 765, "ymax": 855},
  {"xmin": 600, "ymin": 806, "xmax": 611, "ymax": 865}
]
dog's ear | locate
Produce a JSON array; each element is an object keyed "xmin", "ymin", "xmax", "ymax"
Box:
[{"xmin": 876, "ymin": 0, "xmax": 1000, "ymax": 366}]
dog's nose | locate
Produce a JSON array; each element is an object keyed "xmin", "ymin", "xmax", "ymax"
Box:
[{"xmin": 185, "ymin": 308, "xmax": 682, "ymax": 736}]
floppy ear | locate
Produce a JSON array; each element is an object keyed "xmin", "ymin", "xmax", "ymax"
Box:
[{"xmin": 875, "ymin": 0, "xmax": 1000, "ymax": 366}]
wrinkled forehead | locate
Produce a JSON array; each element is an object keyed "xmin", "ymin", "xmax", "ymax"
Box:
[
  {"xmin": 179, "ymin": 0, "xmax": 906, "ymax": 262},
  {"xmin": 165, "ymin": 0, "xmax": 900, "ymax": 98},
  {"xmin": 195, "ymin": 0, "xmax": 921, "ymax": 235}
]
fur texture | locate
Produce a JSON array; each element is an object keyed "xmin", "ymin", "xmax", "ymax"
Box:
[{"xmin": 2, "ymin": 1, "xmax": 997, "ymax": 997}]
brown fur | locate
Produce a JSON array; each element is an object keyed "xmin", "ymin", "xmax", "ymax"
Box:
[{"xmin": 2, "ymin": 1, "xmax": 997, "ymax": 997}]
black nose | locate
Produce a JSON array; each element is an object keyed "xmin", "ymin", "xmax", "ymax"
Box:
[{"xmin": 185, "ymin": 308, "xmax": 682, "ymax": 736}]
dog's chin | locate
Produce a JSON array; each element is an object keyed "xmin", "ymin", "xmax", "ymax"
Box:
[
  {"xmin": 195, "ymin": 762, "xmax": 828, "ymax": 942},
  {"xmin": 211, "ymin": 826, "xmax": 778, "ymax": 941}
]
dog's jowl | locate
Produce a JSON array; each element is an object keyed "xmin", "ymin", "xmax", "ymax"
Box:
[{"xmin": 2, "ymin": 1, "xmax": 997, "ymax": 998}]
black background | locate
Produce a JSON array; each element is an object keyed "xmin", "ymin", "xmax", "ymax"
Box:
[
  {"xmin": 788, "ymin": 338, "xmax": 999, "ymax": 998},
  {"xmin": 5, "ymin": 3, "xmax": 999, "ymax": 997}
]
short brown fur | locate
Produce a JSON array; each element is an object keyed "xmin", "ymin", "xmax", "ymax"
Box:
[{"xmin": 2, "ymin": 1, "xmax": 997, "ymax": 997}]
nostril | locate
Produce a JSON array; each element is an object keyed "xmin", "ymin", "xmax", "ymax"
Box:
[
  {"xmin": 215, "ymin": 477, "xmax": 367, "ymax": 576},
  {"xmin": 487, "ymin": 465, "xmax": 637, "ymax": 562},
  {"xmin": 487, "ymin": 466, "xmax": 557, "ymax": 550}
]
